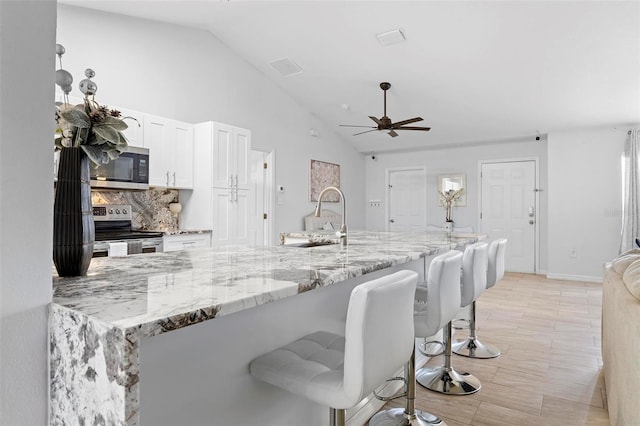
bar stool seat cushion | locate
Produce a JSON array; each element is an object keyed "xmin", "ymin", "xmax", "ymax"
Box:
[{"xmin": 249, "ymin": 331, "xmax": 348, "ymax": 407}]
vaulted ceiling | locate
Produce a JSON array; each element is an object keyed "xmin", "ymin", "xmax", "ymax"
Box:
[{"xmin": 61, "ymin": 1, "xmax": 640, "ymax": 153}]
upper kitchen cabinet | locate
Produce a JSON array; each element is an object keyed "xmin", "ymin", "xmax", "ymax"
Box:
[
  {"xmin": 117, "ymin": 107, "xmax": 145, "ymax": 148},
  {"xmin": 143, "ymin": 114, "xmax": 194, "ymax": 189},
  {"xmin": 209, "ymin": 122, "xmax": 251, "ymax": 190}
]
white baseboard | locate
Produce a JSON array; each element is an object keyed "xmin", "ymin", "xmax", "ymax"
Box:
[{"xmin": 546, "ymin": 273, "xmax": 602, "ymax": 283}]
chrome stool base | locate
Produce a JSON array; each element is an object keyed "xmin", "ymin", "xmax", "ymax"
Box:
[
  {"xmin": 452, "ymin": 337, "xmax": 501, "ymax": 359},
  {"xmin": 416, "ymin": 366, "xmax": 481, "ymax": 395},
  {"xmin": 369, "ymin": 407, "xmax": 446, "ymax": 426}
]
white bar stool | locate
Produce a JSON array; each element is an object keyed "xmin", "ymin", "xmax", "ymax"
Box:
[
  {"xmin": 248, "ymin": 270, "xmax": 418, "ymax": 426},
  {"xmin": 452, "ymin": 238, "xmax": 507, "ymax": 359},
  {"xmin": 414, "ymin": 250, "xmax": 481, "ymax": 395},
  {"xmin": 369, "ymin": 251, "xmax": 465, "ymax": 425}
]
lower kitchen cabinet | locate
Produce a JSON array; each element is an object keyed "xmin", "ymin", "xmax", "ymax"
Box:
[
  {"xmin": 212, "ymin": 187, "xmax": 249, "ymax": 246},
  {"xmin": 163, "ymin": 232, "xmax": 211, "ymax": 252}
]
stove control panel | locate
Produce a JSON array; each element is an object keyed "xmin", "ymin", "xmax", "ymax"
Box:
[{"xmin": 93, "ymin": 204, "xmax": 132, "ymax": 221}]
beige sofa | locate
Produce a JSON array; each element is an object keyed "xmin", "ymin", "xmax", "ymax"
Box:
[{"xmin": 602, "ymin": 254, "xmax": 640, "ymax": 426}]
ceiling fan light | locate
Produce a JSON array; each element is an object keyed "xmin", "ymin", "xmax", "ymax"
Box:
[{"xmin": 376, "ymin": 29, "xmax": 406, "ymax": 46}]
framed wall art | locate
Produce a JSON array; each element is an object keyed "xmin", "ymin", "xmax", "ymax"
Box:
[{"xmin": 309, "ymin": 159, "xmax": 340, "ymax": 202}]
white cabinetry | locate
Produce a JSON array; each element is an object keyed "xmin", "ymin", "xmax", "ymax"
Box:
[
  {"xmin": 181, "ymin": 121, "xmax": 251, "ymax": 246},
  {"xmin": 143, "ymin": 114, "xmax": 194, "ymax": 189},
  {"xmin": 163, "ymin": 233, "xmax": 211, "ymax": 252},
  {"xmin": 211, "ymin": 123, "xmax": 250, "ymax": 190},
  {"xmin": 117, "ymin": 107, "xmax": 145, "ymax": 148},
  {"xmin": 211, "ymin": 188, "xmax": 249, "ymax": 245}
]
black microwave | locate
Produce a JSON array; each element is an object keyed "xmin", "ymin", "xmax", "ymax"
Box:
[{"xmin": 90, "ymin": 146, "xmax": 150, "ymax": 190}]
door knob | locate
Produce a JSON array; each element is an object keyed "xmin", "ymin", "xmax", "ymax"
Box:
[
  {"xmin": 529, "ymin": 219, "xmax": 535, "ymax": 225},
  {"xmin": 390, "ymin": 219, "xmax": 395, "ymax": 223}
]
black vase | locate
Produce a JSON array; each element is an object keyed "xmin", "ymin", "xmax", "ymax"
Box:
[{"xmin": 53, "ymin": 147, "xmax": 94, "ymax": 276}]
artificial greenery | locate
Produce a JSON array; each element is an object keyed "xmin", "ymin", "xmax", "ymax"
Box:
[{"xmin": 55, "ymin": 98, "xmax": 129, "ymax": 167}]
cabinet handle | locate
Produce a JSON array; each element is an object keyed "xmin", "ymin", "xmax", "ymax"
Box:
[
  {"xmin": 229, "ymin": 175, "xmax": 233, "ymax": 187},
  {"xmin": 172, "ymin": 172, "xmax": 176, "ymax": 187},
  {"xmin": 235, "ymin": 174, "xmax": 239, "ymax": 189},
  {"xmin": 166, "ymin": 171, "xmax": 170, "ymax": 186}
]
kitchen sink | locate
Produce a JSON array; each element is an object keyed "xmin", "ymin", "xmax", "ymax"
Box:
[{"xmin": 280, "ymin": 233, "xmax": 339, "ymax": 248}]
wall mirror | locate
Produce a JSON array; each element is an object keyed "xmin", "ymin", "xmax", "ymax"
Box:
[{"xmin": 438, "ymin": 173, "xmax": 467, "ymax": 206}]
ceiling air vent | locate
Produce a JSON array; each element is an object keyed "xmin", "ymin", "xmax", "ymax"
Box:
[
  {"xmin": 269, "ymin": 57, "xmax": 303, "ymax": 77},
  {"xmin": 376, "ymin": 29, "xmax": 406, "ymax": 46}
]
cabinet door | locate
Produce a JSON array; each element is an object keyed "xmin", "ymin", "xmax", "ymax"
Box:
[
  {"xmin": 212, "ymin": 187, "xmax": 233, "ymax": 245},
  {"xmin": 143, "ymin": 115, "xmax": 194, "ymax": 189},
  {"xmin": 143, "ymin": 114, "xmax": 170, "ymax": 187},
  {"xmin": 117, "ymin": 107, "xmax": 145, "ymax": 148},
  {"xmin": 211, "ymin": 188, "xmax": 250, "ymax": 246},
  {"xmin": 235, "ymin": 189, "xmax": 249, "ymax": 245},
  {"xmin": 169, "ymin": 120, "xmax": 194, "ymax": 189},
  {"xmin": 212, "ymin": 123, "xmax": 234, "ymax": 188},
  {"xmin": 234, "ymin": 127, "xmax": 251, "ymax": 190}
]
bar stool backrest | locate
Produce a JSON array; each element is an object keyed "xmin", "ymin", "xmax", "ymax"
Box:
[
  {"xmin": 414, "ymin": 250, "xmax": 464, "ymax": 338},
  {"xmin": 343, "ymin": 270, "xmax": 418, "ymax": 405},
  {"xmin": 487, "ymin": 239, "xmax": 507, "ymax": 289},
  {"xmin": 460, "ymin": 242, "xmax": 489, "ymax": 307}
]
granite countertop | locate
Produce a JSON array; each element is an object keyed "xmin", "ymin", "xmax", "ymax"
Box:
[
  {"xmin": 158, "ymin": 229, "xmax": 213, "ymax": 236},
  {"xmin": 49, "ymin": 230, "xmax": 483, "ymax": 424},
  {"xmin": 52, "ymin": 230, "xmax": 482, "ymax": 340}
]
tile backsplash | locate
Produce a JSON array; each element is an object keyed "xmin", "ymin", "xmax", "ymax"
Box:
[{"xmin": 91, "ymin": 189, "xmax": 179, "ymax": 231}]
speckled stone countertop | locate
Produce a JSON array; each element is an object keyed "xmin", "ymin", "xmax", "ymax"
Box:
[
  {"xmin": 49, "ymin": 230, "xmax": 482, "ymax": 425},
  {"xmin": 160, "ymin": 229, "xmax": 212, "ymax": 236}
]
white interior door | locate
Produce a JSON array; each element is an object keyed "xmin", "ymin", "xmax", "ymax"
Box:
[
  {"xmin": 248, "ymin": 150, "xmax": 267, "ymax": 247},
  {"xmin": 386, "ymin": 167, "xmax": 427, "ymax": 231},
  {"xmin": 481, "ymin": 160, "xmax": 536, "ymax": 273}
]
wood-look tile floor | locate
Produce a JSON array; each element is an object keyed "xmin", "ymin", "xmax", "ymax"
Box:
[{"xmin": 373, "ymin": 272, "xmax": 609, "ymax": 426}]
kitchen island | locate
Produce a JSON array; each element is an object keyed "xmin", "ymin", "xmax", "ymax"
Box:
[{"xmin": 50, "ymin": 230, "xmax": 483, "ymax": 426}]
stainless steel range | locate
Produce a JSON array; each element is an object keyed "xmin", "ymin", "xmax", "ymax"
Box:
[{"xmin": 92, "ymin": 204, "xmax": 163, "ymax": 257}]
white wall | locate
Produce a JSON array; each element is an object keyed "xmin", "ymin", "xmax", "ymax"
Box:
[
  {"xmin": 0, "ymin": 1, "xmax": 57, "ymax": 424},
  {"xmin": 547, "ymin": 128, "xmax": 625, "ymax": 281},
  {"xmin": 365, "ymin": 128, "xmax": 628, "ymax": 281},
  {"xmin": 365, "ymin": 138, "xmax": 549, "ymax": 271},
  {"xmin": 56, "ymin": 6, "xmax": 366, "ymax": 240}
]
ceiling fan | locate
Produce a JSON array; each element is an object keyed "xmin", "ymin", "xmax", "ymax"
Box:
[{"xmin": 340, "ymin": 82, "xmax": 431, "ymax": 137}]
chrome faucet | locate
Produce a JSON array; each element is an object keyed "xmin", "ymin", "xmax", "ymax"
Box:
[{"xmin": 315, "ymin": 186, "xmax": 347, "ymax": 248}]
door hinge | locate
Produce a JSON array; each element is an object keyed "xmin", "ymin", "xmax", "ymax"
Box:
[
  {"xmin": 388, "ymin": 184, "xmax": 393, "ymax": 189},
  {"xmin": 263, "ymin": 213, "xmax": 267, "ymax": 219},
  {"xmin": 480, "ymin": 212, "xmax": 483, "ymax": 219},
  {"xmin": 263, "ymin": 163, "xmax": 268, "ymax": 169}
]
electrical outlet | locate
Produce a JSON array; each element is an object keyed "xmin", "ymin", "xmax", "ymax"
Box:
[{"xmin": 569, "ymin": 248, "xmax": 577, "ymax": 258}]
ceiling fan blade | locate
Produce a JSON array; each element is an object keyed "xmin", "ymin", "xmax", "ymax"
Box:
[
  {"xmin": 395, "ymin": 126, "xmax": 431, "ymax": 131},
  {"xmin": 369, "ymin": 116, "xmax": 383, "ymax": 126},
  {"xmin": 390, "ymin": 117, "xmax": 423, "ymax": 128},
  {"xmin": 352, "ymin": 129, "xmax": 379, "ymax": 136},
  {"xmin": 339, "ymin": 124, "xmax": 376, "ymax": 128},
  {"xmin": 388, "ymin": 130, "xmax": 399, "ymax": 137}
]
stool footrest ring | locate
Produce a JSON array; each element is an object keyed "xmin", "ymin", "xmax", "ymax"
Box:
[
  {"xmin": 373, "ymin": 377, "xmax": 407, "ymax": 401},
  {"xmin": 418, "ymin": 339, "xmax": 444, "ymax": 357}
]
